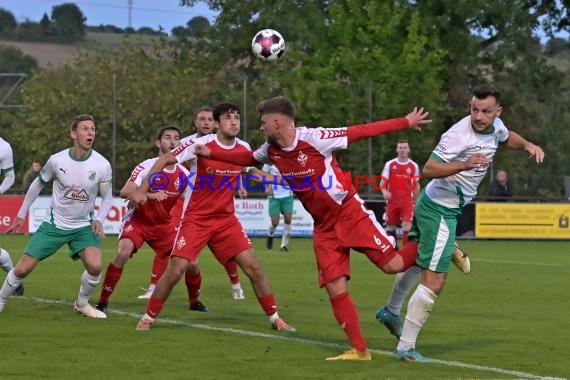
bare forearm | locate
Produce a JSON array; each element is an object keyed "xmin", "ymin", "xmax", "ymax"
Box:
[
  {"xmin": 503, "ymin": 131, "xmax": 530, "ymax": 150},
  {"xmin": 422, "ymin": 160, "xmax": 467, "ymax": 179}
]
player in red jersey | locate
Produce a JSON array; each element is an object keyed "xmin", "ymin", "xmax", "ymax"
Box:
[
  {"xmin": 138, "ymin": 107, "xmax": 246, "ymax": 301},
  {"xmin": 131, "ymin": 103, "xmax": 295, "ymax": 332},
  {"xmin": 193, "ymin": 96, "xmax": 431, "ymax": 360},
  {"xmin": 95, "ymin": 126, "xmax": 208, "ymax": 313},
  {"xmin": 380, "ymin": 139, "xmax": 421, "ymax": 246}
]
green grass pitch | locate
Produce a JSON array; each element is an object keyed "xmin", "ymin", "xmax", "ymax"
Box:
[{"xmin": 0, "ymin": 235, "xmax": 567, "ymax": 379}]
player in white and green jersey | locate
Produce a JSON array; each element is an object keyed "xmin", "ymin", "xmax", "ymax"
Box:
[
  {"xmin": 262, "ymin": 164, "xmax": 294, "ymax": 251},
  {"xmin": 0, "ymin": 137, "xmax": 24, "ymax": 295},
  {"xmin": 0, "ymin": 114, "xmax": 114, "ymax": 319},
  {"xmin": 376, "ymin": 84, "xmax": 545, "ymax": 363}
]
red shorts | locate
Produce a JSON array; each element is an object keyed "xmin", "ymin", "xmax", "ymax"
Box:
[
  {"xmin": 119, "ymin": 219, "xmax": 177, "ymax": 258},
  {"xmin": 385, "ymin": 201, "xmax": 414, "ymax": 226},
  {"xmin": 171, "ymin": 214, "xmax": 252, "ymax": 264},
  {"xmin": 313, "ymin": 196, "xmax": 397, "ymax": 287}
]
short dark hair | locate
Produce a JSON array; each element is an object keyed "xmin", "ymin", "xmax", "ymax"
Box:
[
  {"xmin": 213, "ymin": 102, "xmax": 240, "ymax": 122},
  {"xmin": 156, "ymin": 125, "xmax": 181, "ymax": 140},
  {"xmin": 196, "ymin": 106, "xmax": 214, "ymax": 117},
  {"xmin": 472, "ymin": 84, "xmax": 501, "ymax": 106},
  {"xmin": 397, "ymin": 139, "xmax": 409, "ymax": 144},
  {"xmin": 70, "ymin": 114, "xmax": 95, "ymax": 132},
  {"xmin": 256, "ymin": 96, "xmax": 296, "ymax": 119}
]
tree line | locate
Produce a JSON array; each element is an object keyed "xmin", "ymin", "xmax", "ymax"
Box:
[{"xmin": 1, "ymin": 0, "xmax": 569, "ymax": 198}]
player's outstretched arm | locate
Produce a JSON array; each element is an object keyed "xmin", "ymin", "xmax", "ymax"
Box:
[
  {"xmin": 405, "ymin": 107, "xmax": 432, "ymax": 131},
  {"xmin": 346, "ymin": 107, "xmax": 431, "ymax": 143},
  {"xmin": 503, "ymin": 131, "xmax": 544, "ymax": 163}
]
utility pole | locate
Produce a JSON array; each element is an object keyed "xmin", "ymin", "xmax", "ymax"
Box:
[{"xmin": 128, "ymin": 0, "xmax": 133, "ymax": 28}]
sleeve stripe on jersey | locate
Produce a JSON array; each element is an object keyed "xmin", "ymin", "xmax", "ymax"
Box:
[{"xmin": 430, "ymin": 152, "xmax": 447, "ymax": 163}]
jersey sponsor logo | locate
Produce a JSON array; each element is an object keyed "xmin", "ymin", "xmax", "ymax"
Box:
[
  {"xmin": 64, "ymin": 186, "xmax": 89, "ymax": 202},
  {"xmin": 319, "ymin": 129, "xmax": 347, "ymax": 139},
  {"xmin": 434, "ymin": 143, "xmax": 447, "ymax": 153},
  {"xmin": 297, "ymin": 151, "xmax": 308, "ymax": 167}
]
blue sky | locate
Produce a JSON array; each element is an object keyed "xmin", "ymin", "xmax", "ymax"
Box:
[
  {"xmin": 0, "ymin": 1, "xmax": 566, "ymax": 42},
  {"xmin": 0, "ymin": 0, "xmax": 217, "ymax": 34}
]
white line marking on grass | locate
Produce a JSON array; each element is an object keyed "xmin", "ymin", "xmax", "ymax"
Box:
[
  {"xmin": 32, "ymin": 297, "xmax": 563, "ymax": 380},
  {"xmin": 472, "ymin": 258, "xmax": 563, "ymax": 267}
]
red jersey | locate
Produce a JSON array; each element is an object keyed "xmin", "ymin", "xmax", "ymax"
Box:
[
  {"xmin": 380, "ymin": 158, "xmax": 420, "ymax": 205},
  {"xmin": 252, "ymin": 127, "xmax": 355, "ymax": 231},
  {"xmin": 125, "ymin": 157, "xmax": 190, "ymax": 225},
  {"xmin": 172, "ymin": 134, "xmax": 250, "ymax": 218}
]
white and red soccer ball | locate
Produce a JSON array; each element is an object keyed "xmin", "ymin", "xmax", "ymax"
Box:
[{"xmin": 251, "ymin": 29, "xmax": 285, "ymax": 61}]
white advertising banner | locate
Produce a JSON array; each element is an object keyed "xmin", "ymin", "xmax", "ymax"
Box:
[
  {"xmin": 234, "ymin": 198, "xmax": 314, "ymax": 237},
  {"xmin": 27, "ymin": 196, "xmax": 314, "ymax": 237}
]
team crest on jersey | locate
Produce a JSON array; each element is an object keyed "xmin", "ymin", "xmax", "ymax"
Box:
[
  {"xmin": 174, "ymin": 176, "xmax": 180, "ymax": 189},
  {"xmin": 176, "ymin": 236, "xmax": 187, "ymax": 250},
  {"xmin": 123, "ymin": 224, "xmax": 134, "ymax": 233},
  {"xmin": 88, "ymin": 171, "xmax": 96, "ymax": 181},
  {"xmin": 64, "ymin": 186, "xmax": 89, "ymax": 202},
  {"xmin": 297, "ymin": 151, "xmax": 308, "ymax": 167},
  {"xmin": 319, "ymin": 129, "xmax": 347, "ymax": 139},
  {"xmin": 406, "ymin": 167, "xmax": 412, "ymax": 175}
]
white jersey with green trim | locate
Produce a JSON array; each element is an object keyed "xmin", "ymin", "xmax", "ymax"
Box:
[
  {"xmin": 262, "ymin": 164, "xmax": 292, "ymax": 199},
  {"xmin": 426, "ymin": 115, "xmax": 509, "ymax": 208},
  {"xmin": 0, "ymin": 137, "xmax": 14, "ymax": 174},
  {"xmin": 40, "ymin": 148, "xmax": 112, "ymax": 229}
]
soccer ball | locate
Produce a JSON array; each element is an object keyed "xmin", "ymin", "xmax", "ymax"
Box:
[{"xmin": 251, "ymin": 29, "xmax": 285, "ymax": 61}]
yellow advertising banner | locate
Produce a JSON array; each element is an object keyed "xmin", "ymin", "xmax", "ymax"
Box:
[{"xmin": 475, "ymin": 203, "xmax": 570, "ymax": 239}]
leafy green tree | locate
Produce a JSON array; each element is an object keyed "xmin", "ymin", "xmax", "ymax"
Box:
[
  {"xmin": 9, "ymin": 40, "xmax": 242, "ymax": 189},
  {"xmin": 187, "ymin": 16, "xmax": 211, "ymax": 37},
  {"xmin": 0, "ymin": 46, "xmax": 38, "ymax": 73},
  {"xmin": 51, "ymin": 3, "xmax": 86, "ymax": 39},
  {"xmin": 39, "ymin": 13, "xmax": 52, "ymax": 36},
  {"xmin": 0, "ymin": 8, "xmax": 17, "ymax": 34}
]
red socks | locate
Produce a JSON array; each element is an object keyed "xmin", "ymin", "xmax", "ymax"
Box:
[
  {"xmin": 330, "ymin": 292, "xmax": 367, "ymax": 352},
  {"xmin": 150, "ymin": 254, "xmax": 169, "ymax": 286},
  {"xmin": 184, "ymin": 270, "xmax": 202, "ymax": 304},
  {"xmin": 398, "ymin": 242, "xmax": 419, "ymax": 270},
  {"xmin": 257, "ymin": 294, "xmax": 278, "ymax": 316},
  {"xmin": 98, "ymin": 263, "xmax": 123, "ymax": 304},
  {"xmin": 224, "ymin": 260, "xmax": 240, "ymax": 285},
  {"xmin": 146, "ymin": 295, "xmax": 165, "ymax": 319}
]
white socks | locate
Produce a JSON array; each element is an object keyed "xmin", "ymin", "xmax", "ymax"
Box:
[
  {"xmin": 0, "ymin": 269, "xmax": 23, "ymax": 312},
  {"xmin": 386, "ymin": 265, "xmax": 421, "ymax": 315},
  {"xmin": 0, "ymin": 248, "xmax": 15, "ymax": 273},
  {"xmin": 281, "ymin": 223, "xmax": 291, "ymax": 248},
  {"xmin": 397, "ymin": 284, "xmax": 437, "ymax": 351},
  {"xmin": 231, "ymin": 283, "xmax": 242, "ymax": 291},
  {"xmin": 76, "ymin": 270, "xmax": 101, "ymax": 307},
  {"xmin": 268, "ymin": 224, "xmax": 276, "ymax": 237}
]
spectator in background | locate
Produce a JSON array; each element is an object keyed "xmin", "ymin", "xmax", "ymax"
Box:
[
  {"xmin": 21, "ymin": 161, "xmax": 42, "ymax": 192},
  {"xmin": 488, "ymin": 169, "xmax": 513, "ymax": 198}
]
